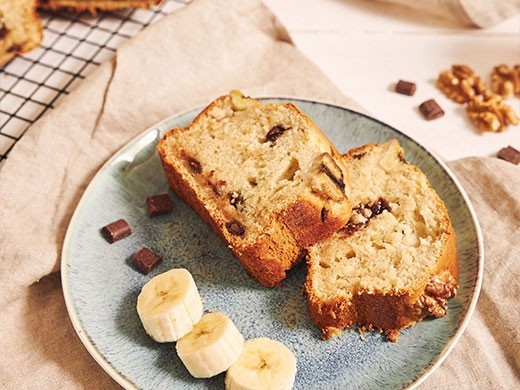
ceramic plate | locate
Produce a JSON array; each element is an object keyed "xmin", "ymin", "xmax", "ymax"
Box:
[{"xmin": 62, "ymin": 98, "xmax": 483, "ymax": 390}]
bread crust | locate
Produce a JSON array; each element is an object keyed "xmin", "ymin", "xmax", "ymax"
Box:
[
  {"xmin": 0, "ymin": 0, "xmax": 42, "ymax": 66},
  {"xmin": 158, "ymin": 93, "xmax": 352, "ymax": 287},
  {"xmin": 38, "ymin": 0, "xmax": 161, "ymax": 13},
  {"xmin": 304, "ymin": 142, "xmax": 458, "ymax": 341},
  {"xmin": 305, "ymin": 225, "xmax": 457, "ymax": 340}
]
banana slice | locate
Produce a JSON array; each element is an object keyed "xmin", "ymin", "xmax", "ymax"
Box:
[
  {"xmin": 176, "ymin": 312, "xmax": 245, "ymax": 378},
  {"xmin": 225, "ymin": 338, "xmax": 297, "ymax": 390},
  {"xmin": 136, "ymin": 268, "xmax": 203, "ymax": 343}
]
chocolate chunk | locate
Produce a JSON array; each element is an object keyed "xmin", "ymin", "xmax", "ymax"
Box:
[
  {"xmin": 266, "ymin": 125, "xmax": 289, "ymax": 144},
  {"xmin": 497, "ymin": 146, "xmax": 520, "ymax": 165},
  {"xmin": 101, "ymin": 219, "xmax": 132, "ymax": 243},
  {"xmin": 181, "ymin": 151, "xmax": 202, "ymax": 173},
  {"xmin": 147, "ymin": 193, "xmax": 173, "ymax": 217},
  {"xmin": 132, "ymin": 247, "xmax": 162, "ymax": 275},
  {"xmin": 339, "ymin": 223, "xmax": 363, "ymax": 237},
  {"xmin": 321, "ymin": 207, "xmax": 328, "ymax": 223},
  {"xmin": 419, "ymin": 99, "xmax": 444, "ymax": 120},
  {"xmin": 352, "ymin": 152, "xmax": 366, "ymax": 160},
  {"xmin": 228, "ymin": 191, "xmax": 245, "ymax": 208},
  {"xmin": 339, "ymin": 198, "xmax": 390, "ymax": 237},
  {"xmin": 187, "ymin": 157, "xmax": 202, "ymax": 173},
  {"xmin": 206, "ymin": 171, "xmax": 226, "ymax": 196},
  {"xmin": 320, "ymin": 154, "xmax": 345, "ymax": 192},
  {"xmin": 226, "ymin": 220, "xmax": 245, "ymax": 236},
  {"xmin": 370, "ymin": 198, "xmax": 390, "ymax": 216},
  {"xmin": 7, "ymin": 44, "xmax": 22, "ymax": 53},
  {"xmin": 0, "ymin": 25, "xmax": 8, "ymax": 40},
  {"xmin": 209, "ymin": 180, "xmax": 226, "ymax": 196},
  {"xmin": 395, "ymin": 80, "xmax": 416, "ymax": 96}
]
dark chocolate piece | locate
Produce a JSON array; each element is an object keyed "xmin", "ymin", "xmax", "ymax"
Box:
[
  {"xmin": 370, "ymin": 198, "xmax": 390, "ymax": 216},
  {"xmin": 497, "ymin": 146, "xmax": 520, "ymax": 165},
  {"xmin": 352, "ymin": 152, "xmax": 366, "ymax": 160},
  {"xmin": 181, "ymin": 151, "xmax": 202, "ymax": 173},
  {"xmin": 419, "ymin": 99, "xmax": 444, "ymax": 120},
  {"xmin": 226, "ymin": 220, "xmax": 245, "ymax": 236},
  {"xmin": 321, "ymin": 207, "xmax": 328, "ymax": 223},
  {"xmin": 339, "ymin": 223, "xmax": 363, "ymax": 237},
  {"xmin": 187, "ymin": 157, "xmax": 202, "ymax": 173},
  {"xmin": 7, "ymin": 44, "xmax": 22, "ymax": 53},
  {"xmin": 266, "ymin": 125, "xmax": 289, "ymax": 144},
  {"xmin": 206, "ymin": 171, "xmax": 226, "ymax": 196},
  {"xmin": 101, "ymin": 219, "xmax": 132, "ymax": 243},
  {"xmin": 395, "ymin": 80, "xmax": 416, "ymax": 96},
  {"xmin": 132, "ymin": 247, "xmax": 162, "ymax": 275},
  {"xmin": 0, "ymin": 25, "xmax": 8, "ymax": 40},
  {"xmin": 339, "ymin": 198, "xmax": 391, "ymax": 237},
  {"xmin": 147, "ymin": 193, "xmax": 173, "ymax": 217}
]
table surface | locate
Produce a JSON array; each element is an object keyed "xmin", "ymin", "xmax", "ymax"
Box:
[
  {"xmin": 1, "ymin": 0, "xmax": 519, "ymax": 162},
  {"xmin": 264, "ymin": 0, "xmax": 520, "ymax": 161}
]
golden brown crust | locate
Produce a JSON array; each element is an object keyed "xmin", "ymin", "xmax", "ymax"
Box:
[
  {"xmin": 157, "ymin": 93, "xmax": 352, "ymax": 287},
  {"xmin": 0, "ymin": 0, "xmax": 42, "ymax": 66},
  {"xmin": 304, "ymin": 142, "xmax": 458, "ymax": 341},
  {"xmin": 38, "ymin": 0, "xmax": 161, "ymax": 13},
  {"xmin": 306, "ymin": 234, "xmax": 458, "ymax": 341}
]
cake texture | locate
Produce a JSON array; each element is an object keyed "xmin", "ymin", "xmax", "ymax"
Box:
[
  {"xmin": 0, "ymin": 0, "xmax": 42, "ymax": 66},
  {"xmin": 304, "ymin": 140, "xmax": 458, "ymax": 342},
  {"xmin": 39, "ymin": 0, "xmax": 162, "ymax": 13},
  {"xmin": 157, "ymin": 91, "xmax": 353, "ymax": 287}
]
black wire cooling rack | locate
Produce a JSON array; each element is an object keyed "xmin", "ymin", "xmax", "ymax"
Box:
[{"xmin": 0, "ymin": 0, "xmax": 188, "ymax": 163}]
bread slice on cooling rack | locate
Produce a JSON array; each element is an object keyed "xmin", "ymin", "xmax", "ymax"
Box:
[
  {"xmin": 39, "ymin": 0, "xmax": 162, "ymax": 13},
  {"xmin": 157, "ymin": 91, "xmax": 353, "ymax": 287},
  {"xmin": 0, "ymin": 0, "xmax": 42, "ymax": 66},
  {"xmin": 304, "ymin": 140, "xmax": 458, "ymax": 342}
]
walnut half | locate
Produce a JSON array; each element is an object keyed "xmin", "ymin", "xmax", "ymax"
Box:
[
  {"xmin": 466, "ymin": 92, "xmax": 519, "ymax": 132},
  {"xmin": 436, "ymin": 65, "xmax": 487, "ymax": 104},
  {"xmin": 491, "ymin": 64, "xmax": 520, "ymax": 98},
  {"xmin": 413, "ymin": 271, "xmax": 457, "ymax": 319}
]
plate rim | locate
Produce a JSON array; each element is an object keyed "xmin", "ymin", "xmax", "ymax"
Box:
[{"xmin": 61, "ymin": 96, "xmax": 484, "ymax": 390}]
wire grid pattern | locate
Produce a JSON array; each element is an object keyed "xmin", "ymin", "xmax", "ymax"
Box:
[{"xmin": 0, "ymin": 0, "xmax": 188, "ymax": 162}]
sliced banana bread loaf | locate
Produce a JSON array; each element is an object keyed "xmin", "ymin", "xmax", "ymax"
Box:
[
  {"xmin": 39, "ymin": 0, "xmax": 161, "ymax": 13},
  {"xmin": 304, "ymin": 140, "xmax": 457, "ymax": 341},
  {"xmin": 157, "ymin": 91, "xmax": 353, "ymax": 287},
  {"xmin": 0, "ymin": 0, "xmax": 42, "ymax": 66}
]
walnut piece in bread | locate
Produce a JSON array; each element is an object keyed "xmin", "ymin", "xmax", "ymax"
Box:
[
  {"xmin": 157, "ymin": 91, "xmax": 353, "ymax": 287},
  {"xmin": 304, "ymin": 140, "xmax": 458, "ymax": 342},
  {"xmin": 0, "ymin": 0, "xmax": 42, "ymax": 66}
]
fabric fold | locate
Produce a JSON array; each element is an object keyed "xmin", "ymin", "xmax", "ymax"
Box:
[
  {"xmin": 375, "ymin": 0, "xmax": 520, "ymax": 27},
  {"xmin": 422, "ymin": 157, "xmax": 520, "ymax": 389}
]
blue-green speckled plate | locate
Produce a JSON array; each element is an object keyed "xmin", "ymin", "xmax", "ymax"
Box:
[{"xmin": 62, "ymin": 98, "xmax": 483, "ymax": 390}]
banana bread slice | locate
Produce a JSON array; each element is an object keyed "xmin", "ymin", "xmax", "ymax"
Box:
[
  {"xmin": 157, "ymin": 91, "xmax": 353, "ymax": 287},
  {"xmin": 304, "ymin": 140, "xmax": 458, "ymax": 341},
  {"xmin": 0, "ymin": 0, "xmax": 42, "ymax": 66},
  {"xmin": 39, "ymin": 0, "xmax": 161, "ymax": 13}
]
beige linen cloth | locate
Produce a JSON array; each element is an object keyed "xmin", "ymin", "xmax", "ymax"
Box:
[
  {"xmin": 376, "ymin": 0, "xmax": 520, "ymax": 27},
  {"xmin": 0, "ymin": 0, "xmax": 518, "ymax": 388}
]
